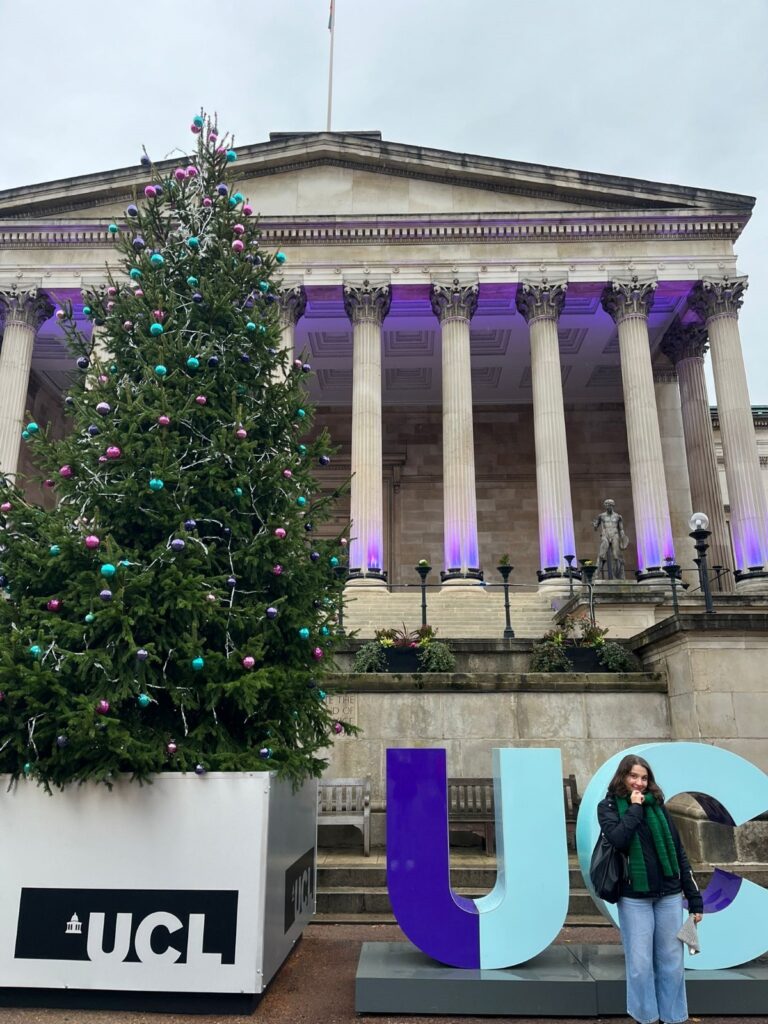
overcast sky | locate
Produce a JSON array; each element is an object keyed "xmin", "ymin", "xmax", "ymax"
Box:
[{"xmin": 1, "ymin": 0, "xmax": 766, "ymax": 399}]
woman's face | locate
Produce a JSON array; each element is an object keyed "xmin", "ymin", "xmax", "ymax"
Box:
[{"xmin": 624, "ymin": 763, "xmax": 649, "ymax": 795}]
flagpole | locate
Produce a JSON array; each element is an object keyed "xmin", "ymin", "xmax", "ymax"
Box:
[{"xmin": 326, "ymin": 0, "xmax": 335, "ymax": 131}]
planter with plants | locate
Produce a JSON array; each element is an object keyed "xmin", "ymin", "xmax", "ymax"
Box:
[
  {"xmin": 353, "ymin": 625, "xmax": 456, "ymax": 674},
  {"xmin": 529, "ymin": 615, "xmax": 641, "ymax": 673}
]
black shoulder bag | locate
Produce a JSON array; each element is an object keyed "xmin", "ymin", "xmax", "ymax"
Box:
[{"xmin": 589, "ymin": 833, "xmax": 626, "ymax": 903}]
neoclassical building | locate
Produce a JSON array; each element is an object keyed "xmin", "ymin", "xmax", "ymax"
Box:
[{"xmin": 2, "ymin": 131, "xmax": 767, "ymax": 594}]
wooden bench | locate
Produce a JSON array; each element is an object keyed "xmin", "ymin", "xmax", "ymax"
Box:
[
  {"xmin": 448, "ymin": 774, "xmax": 582, "ymax": 857},
  {"xmin": 318, "ymin": 777, "xmax": 371, "ymax": 857}
]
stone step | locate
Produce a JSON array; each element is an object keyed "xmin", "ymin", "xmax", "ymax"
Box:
[
  {"xmin": 316, "ymin": 886, "xmax": 600, "ymax": 918},
  {"xmin": 318, "ymin": 865, "xmax": 589, "ymax": 888},
  {"xmin": 311, "ymin": 912, "xmax": 613, "ymax": 927}
]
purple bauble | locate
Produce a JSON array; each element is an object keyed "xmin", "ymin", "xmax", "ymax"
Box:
[
  {"xmin": 207, "ymin": 355, "xmax": 219, "ymax": 368},
  {"xmin": 76, "ymin": 356, "xmax": 89, "ymax": 370},
  {"xmin": 319, "ymin": 455, "xmax": 331, "ymax": 466},
  {"xmin": 87, "ymin": 424, "xmax": 100, "ymax": 437},
  {"xmin": 96, "ymin": 402, "xmax": 111, "ymax": 416},
  {"xmin": 226, "ymin": 576, "xmax": 237, "ymax": 588},
  {"xmin": 170, "ymin": 538, "xmax": 186, "ymax": 552},
  {"xmin": 96, "ymin": 699, "xmax": 110, "ymax": 715},
  {"xmin": 195, "ymin": 763, "xmax": 206, "ymax": 775},
  {"xmin": 136, "ymin": 648, "xmax": 149, "ymax": 661},
  {"xmin": 193, "ymin": 292, "xmax": 203, "ymax": 303},
  {"xmin": 56, "ymin": 734, "xmax": 69, "ymax": 748},
  {"xmin": 266, "ymin": 606, "xmax": 278, "ymax": 620},
  {"xmin": 310, "ymin": 551, "xmax": 320, "ymax": 562},
  {"xmin": 132, "ymin": 236, "xmax": 145, "ymax": 250},
  {"xmin": 184, "ymin": 518, "xmax": 197, "ymax": 531},
  {"xmin": 99, "ymin": 589, "xmax": 113, "ymax": 602}
]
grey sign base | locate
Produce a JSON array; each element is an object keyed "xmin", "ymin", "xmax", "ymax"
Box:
[{"xmin": 356, "ymin": 942, "xmax": 768, "ymax": 1017}]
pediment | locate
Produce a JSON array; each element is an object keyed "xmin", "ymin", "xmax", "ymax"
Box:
[{"xmin": 0, "ymin": 131, "xmax": 754, "ymax": 222}]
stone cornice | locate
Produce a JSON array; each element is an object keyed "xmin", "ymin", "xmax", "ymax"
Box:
[
  {"xmin": 711, "ymin": 406, "xmax": 768, "ymax": 430},
  {"xmin": 0, "ymin": 209, "xmax": 749, "ymax": 250}
]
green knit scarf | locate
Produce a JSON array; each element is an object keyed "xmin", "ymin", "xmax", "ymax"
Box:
[{"xmin": 616, "ymin": 792, "xmax": 679, "ymax": 892}]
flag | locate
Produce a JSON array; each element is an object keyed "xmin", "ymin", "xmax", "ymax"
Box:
[{"xmin": 328, "ymin": 0, "xmax": 335, "ymax": 30}]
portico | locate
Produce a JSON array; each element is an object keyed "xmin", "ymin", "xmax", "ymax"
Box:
[{"xmin": 1, "ymin": 131, "xmax": 766, "ymax": 595}]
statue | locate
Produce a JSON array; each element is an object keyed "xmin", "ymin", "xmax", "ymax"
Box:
[{"xmin": 593, "ymin": 499, "xmax": 629, "ymax": 579}]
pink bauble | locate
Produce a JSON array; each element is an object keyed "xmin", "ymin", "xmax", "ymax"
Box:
[
  {"xmin": 243, "ymin": 204, "xmax": 253, "ymax": 216},
  {"xmin": 190, "ymin": 123, "xmax": 201, "ymax": 134},
  {"xmin": 55, "ymin": 309, "xmax": 65, "ymax": 320},
  {"xmin": 157, "ymin": 414, "xmax": 170, "ymax": 426},
  {"xmin": 153, "ymin": 309, "xmax": 165, "ymax": 321},
  {"xmin": 98, "ymin": 375, "xmax": 108, "ymax": 384},
  {"xmin": 0, "ymin": 502, "xmax": 11, "ymax": 513},
  {"xmin": 174, "ymin": 168, "xmax": 186, "ymax": 181},
  {"xmin": 333, "ymin": 722, "xmax": 343, "ymax": 734},
  {"xmin": 44, "ymin": 479, "xmax": 54, "ymax": 488},
  {"xmin": 233, "ymin": 223, "xmax": 245, "ymax": 235},
  {"xmin": 272, "ymin": 564, "xmax": 283, "ymax": 575},
  {"xmin": 107, "ymin": 287, "xmax": 117, "ymax": 297},
  {"xmin": 134, "ymin": 288, "xmax": 144, "ymax": 297},
  {"xmin": 235, "ymin": 428, "xmax": 247, "ymax": 439},
  {"xmin": 232, "ymin": 240, "xmax": 244, "ymax": 253},
  {"xmin": 166, "ymin": 740, "xmax": 178, "ymax": 754},
  {"xmin": 282, "ymin": 469, "xmax": 293, "ymax": 479},
  {"xmin": 340, "ymin": 538, "xmax": 348, "ymax": 547},
  {"xmin": 144, "ymin": 185, "xmax": 157, "ymax": 198},
  {"xmin": 106, "ymin": 446, "xmax": 121, "ymax": 459},
  {"xmin": 98, "ymin": 455, "xmax": 108, "ymax": 463},
  {"xmin": 294, "ymin": 359, "xmax": 303, "ymax": 369},
  {"xmin": 242, "ymin": 656, "xmax": 255, "ymax": 670},
  {"xmin": 47, "ymin": 599, "xmax": 61, "ymax": 612},
  {"xmin": 84, "ymin": 535, "xmax": 100, "ymax": 549},
  {"xmin": 206, "ymin": 593, "xmax": 217, "ymax": 603},
  {"xmin": 216, "ymin": 146, "xmax": 226, "ymax": 155},
  {"xmin": 312, "ymin": 647, "xmax": 324, "ymax": 660},
  {"xmin": 274, "ymin": 527, "xmax": 286, "ymax": 539},
  {"xmin": 59, "ymin": 465, "xmax": 73, "ymax": 478},
  {"xmin": 203, "ymin": 197, "xmax": 212, "ymax": 207},
  {"xmin": 106, "ymin": 301, "xmax": 114, "ymax": 311},
  {"xmin": 209, "ymin": 129, "xmax": 218, "ymax": 140},
  {"xmin": 96, "ymin": 699, "xmax": 110, "ymax": 715},
  {"xmin": 186, "ymin": 165, "xmax": 198, "ymax": 178},
  {"xmin": 195, "ymin": 395, "xmax": 207, "ymax": 406},
  {"xmin": 123, "ymin": 320, "xmax": 133, "ymax": 330}
]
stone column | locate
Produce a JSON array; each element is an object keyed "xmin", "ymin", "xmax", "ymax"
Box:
[
  {"xmin": 516, "ymin": 278, "xmax": 576, "ymax": 579},
  {"xmin": 431, "ymin": 279, "xmax": 482, "ymax": 581},
  {"xmin": 602, "ymin": 276, "xmax": 674, "ymax": 575},
  {"xmin": 0, "ymin": 285, "xmax": 54, "ymax": 480},
  {"xmin": 689, "ymin": 276, "xmax": 768, "ymax": 579},
  {"xmin": 652, "ymin": 366, "xmax": 696, "ymax": 577},
  {"xmin": 275, "ymin": 283, "xmax": 307, "ymax": 379},
  {"xmin": 660, "ymin": 320, "xmax": 734, "ymax": 589},
  {"xmin": 343, "ymin": 280, "xmax": 391, "ymax": 580}
]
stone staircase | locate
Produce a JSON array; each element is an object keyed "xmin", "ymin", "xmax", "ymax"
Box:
[
  {"xmin": 314, "ymin": 850, "xmax": 607, "ymax": 926},
  {"xmin": 342, "ymin": 585, "xmax": 558, "ymax": 640}
]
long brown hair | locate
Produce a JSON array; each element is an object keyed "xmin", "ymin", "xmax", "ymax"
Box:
[{"xmin": 607, "ymin": 754, "xmax": 665, "ymax": 803}]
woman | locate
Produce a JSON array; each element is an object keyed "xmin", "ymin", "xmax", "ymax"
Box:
[{"xmin": 597, "ymin": 755, "xmax": 703, "ymax": 1024}]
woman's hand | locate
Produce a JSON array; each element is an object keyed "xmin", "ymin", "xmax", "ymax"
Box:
[
  {"xmin": 691, "ymin": 912, "xmax": 703, "ymax": 924},
  {"xmin": 629, "ymin": 790, "xmax": 644, "ymax": 805}
]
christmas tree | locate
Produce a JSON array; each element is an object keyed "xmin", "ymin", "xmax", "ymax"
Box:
[{"xmin": 0, "ymin": 113, "xmax": 351, "ymax": 789}]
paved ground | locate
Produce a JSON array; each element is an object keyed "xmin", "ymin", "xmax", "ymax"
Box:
[{"xmin": 0, "ymin": 923, "xmax": 759, "ymax": 1024}]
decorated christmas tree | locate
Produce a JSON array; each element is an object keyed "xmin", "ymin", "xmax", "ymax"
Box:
[{"xmin": 0, "ymin": 113, "xmax": 350, "ymax": 788}]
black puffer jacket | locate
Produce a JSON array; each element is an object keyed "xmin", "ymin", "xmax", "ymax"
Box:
[{"xmin": 597, "ymin": 794, "xmax": 703, "ymax": 913}]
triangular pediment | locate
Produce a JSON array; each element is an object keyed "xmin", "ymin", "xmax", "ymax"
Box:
[{"xmin": 0, "ymin": 131, "xmax": 754, "ymax": 222}]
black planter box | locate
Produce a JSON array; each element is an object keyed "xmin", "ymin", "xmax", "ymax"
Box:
[
  {"xmin": 565, "ymin": 646, "xmax": 609, "ymax": 672},
  {"xmin": 384, "ymin": 647, "xmax": 421, "ymax": 673}
]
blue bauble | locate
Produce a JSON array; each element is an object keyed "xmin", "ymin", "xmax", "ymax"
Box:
[
  {"xmin": 240, "ymin": 352, "xmax": 250, "ymax": 364},
  {"xmin": 127, "ymin": 204, "xmax": 139, "ymax": 217},
  {"xmin": 310, "ymin": 551, "xmax": 320, "ymax": 562},
  {"xmin": 88, "ymin": 425, "xmax": 100, "ymax": 436},
  {"xmin": 140, "ymin": 154, "xmax": 151, "ymax": 167},
  {"xmin": 138, "ymin": 693, "xmax": 151, "ymax": 708},
  {"xmin": 216, "ymin": 183, "xmax": 228, "ymax": 196},
  {"xmin": 207, "ymin": 355, "xmax": 219, "ymax": 368},
  {"xmin": 319, "ymin": 455, "xmax": 330, "ymax": 466},
  {"xmin": 298, "ymin": 627, "xmax": 310, "ymax": 640},
  {"xmin": 150, "ymin": 323, "xmax": 164, "ymax": 336},
  {"xmin": 184, "ymin": 518, "xmax": 197, "ymax": 530},
  {"xmin": 192, "ymin": 292, "xmax": 203, "ymax": 303},
  {"xmin": 259, "ymin": 747, "xmax": 272, "ymax": 760},
  {"xmin": 77, "ymin": 356, "xmax": 89, "ymax": 370},
  {"xmin": 186, "ymin": 275, "xmax": 198, "ymax": 286},
  {"xmin": 191, "ymin": 656, "xmax": 205, "ymax": 671},
  {"xmin": 195, "ymin": 763, "xmax": 206, "ymax": 775}
]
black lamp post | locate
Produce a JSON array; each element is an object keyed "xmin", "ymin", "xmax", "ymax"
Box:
[
  {"xmin": 579, "ymin": 559, "xmax": 598, "ymax": 625},
  {"xmin": 496, "ymin": 562, "xmax": 515, "ymax": 639},
  {"xmin": 415, "ymin": 562, "xmax": 432, "ymax": 628},
  {"xmin": 663, "ymin": 557, "xmax": 681, "ymax": 616},
  {"xmin": 564, "ymin": 554, "xmax": 576, "ymax": 599},
  {"xmin": 689, "ymin": 512, "xmax": 715, "ymax": 615}
]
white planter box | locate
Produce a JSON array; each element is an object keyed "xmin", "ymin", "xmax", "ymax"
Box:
[{"xmin": 0, "ymin": 772, "xmax": 317, "ymax": 1014}]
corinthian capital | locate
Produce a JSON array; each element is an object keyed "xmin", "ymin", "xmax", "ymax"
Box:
[
  {"xmin": 0, "ymin": 284, "xmax": 54, "ymax": 332},
  {"xmin": 688, "ymin": 275, "xmax": 748, "ymax": 322},
  {"xmin": 601, "ymin": 275, "xmax": 656, "ymax": 324},
  {"xmin": 275, "ymin": 283, "xmax": 307, "ymax": 330},
  {"xmin": 515, "ymin": 277, "xmax": 567, "ymax": 324},
  {"xmin": 343, "ymin": 279, "xmax": 392, "ymax": 326},
  {"xmin": 430, "ymin": 279, "xmax": 478, "ymax": 323},
  {"xmin": 659, "ymin": 319, "xmax": 708, "ymax": 365}
]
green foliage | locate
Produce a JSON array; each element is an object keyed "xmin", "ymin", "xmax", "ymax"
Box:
[
  {"xmin": 529, "ymin": 640, "xmax": 573, "ymax": 672},
  {"xmin": 354, "ymin": 624, "xmax": 454, "ymax": 673},
  {"xmin": 352, "ymin": 642, "xmax": 387, "ymax": 673},
  {"xmin": 416, "ymin": 640, "xmax": 456, "ymax": 673},
  {"xmin": 596, "ymin": 641, "xmax": 641, "ymax": 672},
  {"xmin": 0, "ymin": 113, "xmax": 351, "ymax": 788}
]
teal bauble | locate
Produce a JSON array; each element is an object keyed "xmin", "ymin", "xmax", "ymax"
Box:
[
  {"xmin": 154, "ymin": 364, "xmax": 167, "ymax": 376},
  {"xmin": 298, "ymin": 628, "xmax": 310, "ymax": 640},
  {"xmin": 26, "ymin": 422, "xmax": 39, "ymax": 434},
  {"xmin": 187, "ymin": 236, "xmax": 200, "ymax": 248},
  {"xmin": 29, "ymin": 645, "xmax": 42, "ymax": 659},
  {"xmin": 233, "ymin": 487, "xmax": 243, "ymax": 497},
  {"xmin": 149, "ymin": 478, "xmax": 164, "ymax": 491},
  {"xmin": 129, "ymin": 268, "xmax": 142, "ymax": 280},
  {"xmin": 228, "ymin": 197, "xmax": 237, "ymax": 207},
  {"xmin": 298, "ymin": 444, "xmax": 307, "ymax": 455},
  {"xmin": 150, "ymin": 323, "xmax": 164, "ymax": 336},
  {"xmin": 258, "ymin": 323, "xmax": 267, "ymax": 334},
  {"xmin": 317, "ymin": 690, "xmax": 327, "ymax": 700},
  {"xmin": 119, "ymin": 560, "xmax": 131, "ymax": 568},
  {"xmin": 193, "ymin": 115, "xmax": 204, "ymax": 128},
  {"xmin": 186, "ymin": 275, "xmax": 198, "ymax": 287},
  {"xmin": 245, "ymin": 321, "xmax": 256, "ymax": 332},
  {"xmin": 49, "ymin": 545, "xmax": 61, "ymax": 557},
  {"xmin": 82, "ymin": 305, "xmax": 92, "ymax": 316},
  {"xmin": 191, "ymin": 656, "xmax": 204, "ymax": 671},
  {"xmin": 84, "ymin": 613, "xmax": 95, "ymax": 623},
  {"xmin": 110, "ymin": 363, "xmax": 118, "ymax": 374},
  {"xmin": 321, "ymin": 626, "xmax": 330, "ymax": 636},
  {"xmin": 226, "ymin": 149, "xmax": 237, "ymax": 162},
  {"xmin": 275, "ymin": 252, "xmax": 287, "ymax": 264},
  {"xmin": 21, "ymin": 430, "xmax": 30, "ymax": 440},
  {"xmin": 108, "ymin": 223, "xmax": 118, "ymax": 234},
  {"xmin": 232, "ymin": 192, "xmax": 243, "ymax": 202},
  {"xmin": 329, "ymin": 556, "xmax": 339, "ymax": 567},
  {"xmin": 186, "ymin": 357, "xmax": 200, "ymax": 370},
  {"xmin": 296, "ymin": 408, "xmax": 306, "ymax": 419},
  {"xmin": 100, "ymin": 563, "xmax": 116, "ymax": 578},
  {"xmin": 258, "ymin": 281, "xmax": 269, "ymax": 293},
  {"xmin": 23, "ymin": 762, "xmax": 32, "ymax": 776},
  {"xmin": 150, "ymin": 253, "xmax": 165, "ymax": 267},
  {"xmin": 297, "ymin": 496, "xmax": 307, "ymax": 507},
  {"xmin": 137, "ymin": 693, "xmax": 151, "ymax": 708}
]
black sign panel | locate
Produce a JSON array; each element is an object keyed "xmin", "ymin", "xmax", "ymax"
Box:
[
  {"xmin": 15, "ymin": 888, "xmax": 238, "ymax": 964},
  {"xmin": 284, "ymin": 848, "xmax": 315, "ymax": 932}
]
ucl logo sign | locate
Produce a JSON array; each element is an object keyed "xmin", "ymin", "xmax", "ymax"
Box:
[{"xmin": 387, "ymin": 742, "xmax": 768, "ymax": 972}]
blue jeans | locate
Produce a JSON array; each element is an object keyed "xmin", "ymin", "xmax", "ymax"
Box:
[{"xmin": 618, "ymin": 893, "xmax": 687, "ymax": 1024}]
